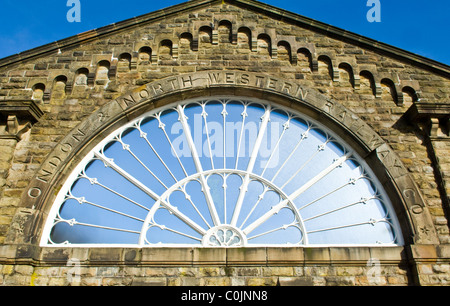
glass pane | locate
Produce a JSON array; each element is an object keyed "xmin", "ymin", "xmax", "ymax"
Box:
[{"xmin": 43, "ymin": 97, "xmax": 402, "ymax": 247}]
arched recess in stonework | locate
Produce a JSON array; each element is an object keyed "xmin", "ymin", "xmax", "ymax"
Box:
[
  {"xmin": 402, "ymin": 86, "xmax": 419, "ymax": 108},
  {"xmin": 159, "ymin": 40, "xmax": 173, "ymax": 60},
  {"xmin": 381, "ymin": 78, "xmax": 398, "ymax": 104},
  {"xmin": 95, "ymin": 60, "xmax": 110, "ymax": 85},
  {"xmin": 360, "ymin": 70, "xmax": 377, "ymax": 97},
  {"xmin": 257, "ymin": 34, "xmax": 272, "ymax": 58},
  {"xmin": 297, "ymin": 48, "xmax": 313, "ymax": 73},
  {"xmin": 218, "ymin": 20, "xmax": 232, "ymax": 43},
  {"xmin": 180, "ymin": 32, "xmax": 194, "ymax": 51},
  {"xmin": 32, "ymin": 83, "xmax": 46, "ymax": 101},
  {"xmin": 338, "ymin": 63, "xmax": 355, "ymax": 88},
  {"xmin": 51, "ymin": 75, "xmax": 68, "ymax": 99},
  {"xmin": 118, "ymin": 53, "xmax": 132, "ymax": 72},
  {"xmin": 14, "ymin": 71, "xmax": 438, "ymax": 249},
  {"xmin": 277, "ymin": 41, "xmax": 292, "ymax": 64},
  {"xmin": 317, "ymin": 55, "xmax": 334, "ymax": 81},
  {"xmin": 199, "ymin": 26, "xmax": 212, "ymax": 44},
  {"xmin": 138, "ymin": 47, "xmax": 152, "ymax": 69},
  {"xmin": 74, "ymin": 68, "xmax": 89, "ymax": 86},
  {"xmin": 237, "ymin": 27, "xmax": 251, "ymax": 50}
]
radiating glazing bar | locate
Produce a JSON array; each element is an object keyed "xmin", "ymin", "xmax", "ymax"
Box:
[
  {"xmin": 149, "ymin": 224, "xmax": 202, "ymax": 242},
  {"xmin": 230, "ymin": 105, "xmax": 272, "ymax": 226},
  {"xmin": 136, "ymin": 122, "xmax": 178, "ymax": 183},
  {"xmin": 280, "ymin": 140, "xmax": 329, "ymax": 189},
  {"xmin": 115, "ymin": 135, "xmax": 169, "ymax": 189},
  {"xmin": 94, "ymin": 151, "xmax": 207, "ymax": 235},
  {"xmin": 247, "ymin": 222, "xmax": 297, "ymax": 241},
  {"xmin": 303, "ymin": 196, "xmax": 377, "ymax": 222},
  {"xmin": 79, "ymin": 173, "xmax": 151, "ymax": 212},
  {"xmin": 66, "ymin": 193, "xmax": 145, "ymax": 223},
  {"xmin": 201, "ymin": 104, "xmax": 215, "ymax": 169},
  {"xmin": 177, "ymin": 104, "xmax": 221, "ymax": 226},
  {"xmin": 306, "ymin": 218, "xmax": 386, "ymax": 235},
  {"xmin": 243, "ymin": 152, "xmax": 352, "ymax": 235},
  {"xmin": 222, "ymin": 103, "xmax": 228, "ymax": 169},
  {"xmin": 270, "ymin": 128, "xmax": 310, "ymax": 183},
  {"xmin": 235, "ymin": 104, "xmax": 248, "ymax": 169},
  {"xmin": 239, "ymin": 185, "xmax": 269, "ymax": 229},
  {"xmin": 260, "ymin": 117, "xmax": 290, "ymax": 177},
  {"xmin": 297, "ymin": 175, "xmax": 363, "ymax": 212},
  {"xmin": 56, "ymin": 217, "xmax": 141, "ymax": 235},
  {"xmin": 181, "ymin": 186, "xmax": 212, "ymax": 229},
  {"xmin": 157, "ymin": 113, "xmax": 189, "ymax": 177}
]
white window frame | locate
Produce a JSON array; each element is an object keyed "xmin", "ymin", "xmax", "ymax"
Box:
[{"xmin": 40, "ymin": 96, "xmax": 404, "ymax": 248}]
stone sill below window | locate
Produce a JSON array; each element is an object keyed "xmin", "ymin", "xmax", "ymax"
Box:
[{"xmin": 4, "ymin": 244, "xmax": 444, "ymax": 267}]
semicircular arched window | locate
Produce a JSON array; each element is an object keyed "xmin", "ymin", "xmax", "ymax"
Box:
[{"xmin": 41, "ymin": 96, "xmax": 404, "ymax": 247}]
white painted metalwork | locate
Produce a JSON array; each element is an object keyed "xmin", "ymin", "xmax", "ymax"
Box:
[
  {"xmin": 40, "ymin": 96, "xmax": 404, "ymax": 247},
  {"xmin": 202, "ymin": 225, "xmax": 247, "ymax": 247}
]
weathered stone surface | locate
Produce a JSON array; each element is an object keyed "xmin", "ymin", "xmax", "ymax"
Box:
[{"xmin": 0, "ymin": 0, "xmax": 449, "ymax": 286}]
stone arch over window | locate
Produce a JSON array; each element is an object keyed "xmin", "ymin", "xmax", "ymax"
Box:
[
  {"xmin": 41, "ymin": 96, "xmax": 405, "ymax": 246},
  {"xmin": 20, "ymin": 71, "xmax": 438, "ymax": 249}
]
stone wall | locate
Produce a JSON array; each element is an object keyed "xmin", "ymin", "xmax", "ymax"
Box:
[
  {"xmin": 0, "ymin": 247, "xmax": 411, "ymax": 286},
  {"xmin": 0, "ymin": 0, "xmax": 449, "ymax": 285}
]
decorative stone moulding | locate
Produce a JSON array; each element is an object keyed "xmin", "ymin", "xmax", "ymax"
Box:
[
  {"xmin": 0, "ymin": 99, "xmax": 44, "ymax": 140},
  {"xmin": 406, "ymin": 102, "xmax": 450, "ymax": 137}
]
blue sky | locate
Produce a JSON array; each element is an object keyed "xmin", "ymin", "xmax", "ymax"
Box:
[{"xmin": 0, "ymin": 0, "xmax": 449, "ymax": 65}]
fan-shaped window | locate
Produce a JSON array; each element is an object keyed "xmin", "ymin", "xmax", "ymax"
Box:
[{"xmin": 41, "ymin": 97, "xmax": 403, "ymax": 247}]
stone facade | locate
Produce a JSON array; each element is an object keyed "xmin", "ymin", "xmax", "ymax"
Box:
[{"xmin": 0, "ymin": 0, "xmax": 449, "ymax": 286}]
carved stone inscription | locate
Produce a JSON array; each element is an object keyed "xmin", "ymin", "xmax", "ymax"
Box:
[
  {"xmin": 113, "ymin": 71, "xmax": 385, "ymax": 152},
  {"xmin": 26, "ymin": 127, "xmax": 86, "ymax": 207},
  {"xmin": 375, "ymin": 143, "xmax": 408, "ymax": 179},
  {"xmin": 24, "ymin": 100, "xmax": 123, "ymax": 209},
  {"xmin": 395, "ymin": 174, "xmax": 439, "ymax": 244},
  {"xmin": 21, "ymin": 70, "xmax": 440, "ymax": 244},
  {"xmin": 115, "ymin": 71, "xmax": 312, "ymax": 110},
  {"xmin": 24, "ymin": 71, "xmax": 402, "ymax": 215}
]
